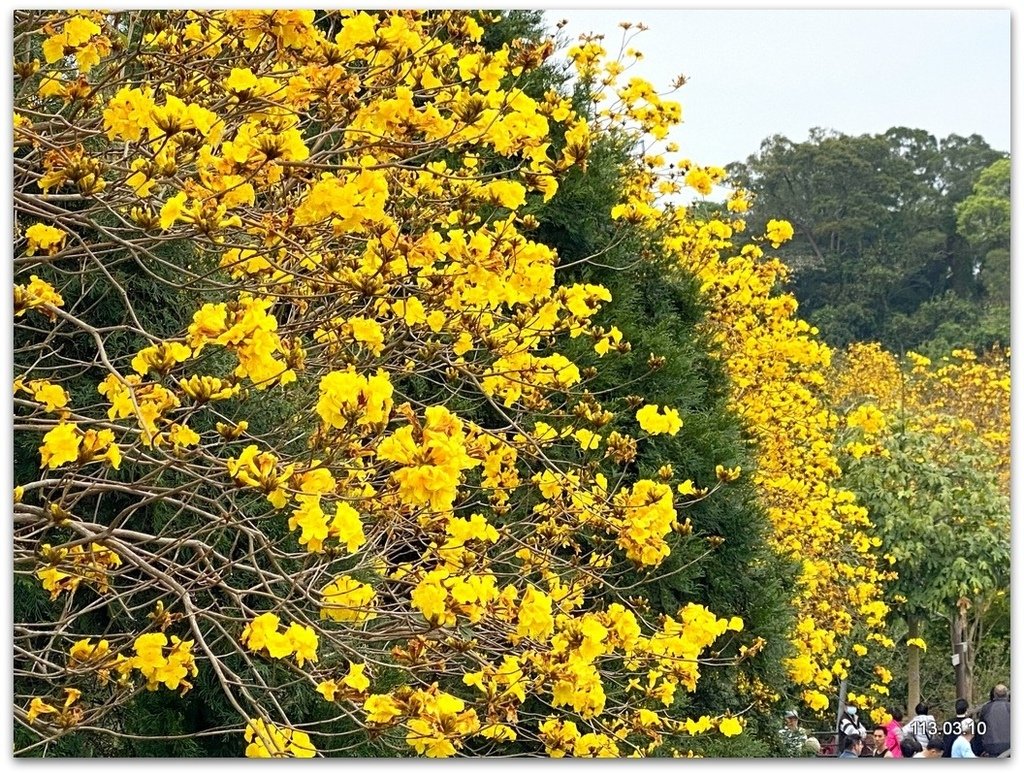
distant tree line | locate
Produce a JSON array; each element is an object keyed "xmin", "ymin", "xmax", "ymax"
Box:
[{"xmin": 728, "ymin": 128, "xmax": 1008, "ymax": 355}]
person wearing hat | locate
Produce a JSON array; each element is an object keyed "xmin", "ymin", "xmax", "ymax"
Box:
[{"xmin": 779, "ymin": 710, "xmax": 820, "ymax": 756}]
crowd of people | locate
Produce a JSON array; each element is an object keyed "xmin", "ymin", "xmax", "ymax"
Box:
[{"xmin": 780, "ymin": 683, "xmax": 1010, "ymax": 758}]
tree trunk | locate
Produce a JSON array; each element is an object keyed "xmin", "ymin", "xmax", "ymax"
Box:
[
  {"xmin": 906, "ymin": 614, "xmax": 921, "ymax": 715},
  {"xmin": 951, "ymin": 603, "xmax": 974, "ymax": 704}
]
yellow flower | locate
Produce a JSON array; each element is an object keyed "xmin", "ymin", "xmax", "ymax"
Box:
[
  {"xmin": 17, "ymin": 276, "xmax": 64, "ymax": 319},
  {"xmin": 480, "ymin": 723, "xmax": 517, "ymax": 742},
  {"xmin": 27, "ymin": 696, "xmax": 59, "ymax": 723},
  {"xmin": 803, "ymin": 690, "xmax": 830, "ymax": 712},
  {"xmin": 224, "ymin": 67, "xmax": 259, "ymax": 93},
  {"xmin": 42, "ymin": 16, "xmax": 101, "ymax": 63},
  {"xmin": 288, "ymin": 497, "xmax": 329, "ymax": 551},
  {"xmin": 539, "ymin": 717, "xmax": 582, "ymax": 757},
  {"xmin": 329, "ymin": 502, "xmax": 365, "ymax": 554},
  {"xmin": 42, "ymin": 35, "xmax": 69, "ymax": 65},
  {"xmin": 244, "ymin": 719, "xmax": 287, "ymax": 757},
  {"xmin": 244, "ymin": 719, "xmax": 316, "ymax": 758},
  {"xmin": 316, "ymin": 680, "xmax": 339, "ymax": 702},
  {"xmin": 594, "ymin": 326, "xmax": 623, "ymax": 356},
  {"xmin": 285, "ymin": 623, "xmax": 318, "ymax": 667},
  {"xmin": 718, "ymin": 716, "xmax": 743, "ymax": 737},
  {"xmin": 336, "ymin": 12, "xmax": 377, "ymax": 49},
  {"xmin": 180, "ymin": 375, "xmax": 238, "ymax": 403},
  {"xmin": 39, "ymin": 422, "xmax": 81, "ymax": 469},
  {"xmin": 342, "ymin": 662, "xmax": 370, "ymax": 692},
  {"xmin": 685, "ymin": 168, "xmax": 714, "ymax": 196},
  {"xmin": 484, "ymin": 180, "xmax": 527, "ymax": 209},
  {"xmin": 635, "ymin": 404, "xmax": 683, "ymax": 435},
  {"xmin": 715, "ymin": 464, "xmax": 741, "ymax": 482},
  {"xmin": 727, "ymin": 190, "xmax": 751, "ymax": 213},
  {"xmin": 159, "ymin": 192, "xmax": 189, "ymax": 230},
  {"xmin": 515, "ymin": 585, "xmax": 554, "ymax": 642},
  {"xmin": 25, "ymin": 380, "xmax": 69, "ymax": 412},
  {"xmin": 316, "ymin": 367, "xmax": 394, "ymax": 430},
  {"xmin": 364, "ymin": 694, "xmax": 403, "ymax": 725},
  {"xmin": 348, "ymin": 316, "xmax": 385, "ymax": 355},
  {"xmin": 131, "ymin": 342, "xmax": 190, "ymax": 377},
  {"xmin": 102, "ymin": 86, "xmax": 156, "ymax": 142},
  {"xmin": 411, "ymin": 574, "xmax": 450, "ymax": 625},
  {"xmin": 125, "ymin": 158, "xmax": 156, "ymax": 197},
  {"xmin": 765, "ymin": 218, "xmax": 795, "ymax": 248},
  {"xmin": 24, "ymin": 224, "xmax": 67, "ymax": 256},
  {"xmin": 168, "ymin": 424, "xmax": 200, "ymax": 447},
  {"xmin": 69, "ymin": 637, "xmax": 111, "ymax": 665},
  {"xmin": 286, "ymin": 729, "xmax": 316, "ymax": 758},
  {"xmin": 391, "ymin": 297, "xmax": 426, "ymax": 326},
  {"xmin": 240, "ymin": 612, "xmax": 281, "ymax": 653},
  {"xmin": 847, "ymin": 404, "xmax": 887, "ymax": 435},
  {"xmin": 683, "ymin": 715, "xmax": 713, "ymax": 735},
  {"xmin": 453, "ymin": 331, "xmax": 473, "ymax": 356},
  {"xmin": 320, "ymin": 576, "xmax": 376, "ymax": 623},
  {"xmin": 573, "ymin": 428, "xmax": 601, "ymax": 451}
]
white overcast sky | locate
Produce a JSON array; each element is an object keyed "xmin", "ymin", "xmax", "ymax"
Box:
[{"xmin": 546, "ymin": 9, "xmax": 1010, "ymax": 168}]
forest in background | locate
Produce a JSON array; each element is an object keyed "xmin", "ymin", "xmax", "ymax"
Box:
[{"xmin": 729, "ymin": 128, "xmax": 1009, "ymax": 355}]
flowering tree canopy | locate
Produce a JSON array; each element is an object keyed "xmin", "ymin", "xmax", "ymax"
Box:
[{"xmin": 14, "ymin": 9, "xmax": 767, "ymax": 757}]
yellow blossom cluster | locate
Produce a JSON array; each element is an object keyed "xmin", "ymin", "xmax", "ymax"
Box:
[
  {"xmin": 354, "ymin": 600, "xmax": 741, "ymax": 757},
  {"xmin": 35, "ymin": 542, "xmax": 122, "ymax": 599},
  {"xmin": 14, "ymin": 378, "xmax": 70, "ymax": 414},
  {"xmin": 37, "ymin": 422, "xmax": 123, "ymax": 470},
  {"xmin": 669, "ymin": 231, "xmax": 897, "ymax": 714},
  {"xmin": 97, "ymin": 374, "xmax": 183, "ymax": 447},
  {"xmin": 13, "ymin": 275, "xmax": 64, "ymax": 319},
  {"xmin": 66, "ymin": 631, "xmax": 199, "ymax": 693},
  {"xmin": 244, "ymin": 719, "xmax": 316, "ymax": 758},
  {"xmin": 574, "ymin": 34, "xmax": 900, "ymax": 716},
  {"xmin": 130, "ymin": 633, "xmax": 200, "ymax": 692},
  {"xmin": 40, "ymin": 12, "xmax": 111, "ymax": 73},
  {"xmin": 24, "ymin": 223, "xmax": 68, "ymax": 256},
  {"xmin": 316, "ymin": 661, "xmax": 371, "ymax": 702},
  {"xmin": 25, "ymin": 689, "xmax": 84, "ymax": 728},
  {"xmin": 240, "ymin": 613, "xmax": 319, "ymax": 667},
  {"xmin": 22, "ymin": 627, "xmax": 200, "ymax": 733},
  {"xmin": 635, "ymin": 404, "xmax": 684, "ymax": 436},
  {"xmin": 319, "ymin": 575, "xmax": 378, "ymax": 624},
  {"xmin": 829, "ymin": 343, "xmax": 1010, "ymax": 495}
]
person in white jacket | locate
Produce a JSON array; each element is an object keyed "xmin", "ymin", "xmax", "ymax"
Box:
[
  {"xmin": 903, "ymin": 702, "xmax": 937, "ymax": 748},
  {"xmin": 836, "ymin": 703, "xmax": 867, "ymax": 754}
]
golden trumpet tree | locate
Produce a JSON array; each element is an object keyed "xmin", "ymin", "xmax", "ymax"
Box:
[{"xmin": 15, "ymin": 9, "xmax": 760, "ymax": 758}]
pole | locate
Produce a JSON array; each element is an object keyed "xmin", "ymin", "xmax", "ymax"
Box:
[
  {"xmin": 835, "ymin": 677, "xmax": 848, "ymax": 749},
  {"xmin": 951, "ymin": 604, "xmax": 973, "ymax": 704}
]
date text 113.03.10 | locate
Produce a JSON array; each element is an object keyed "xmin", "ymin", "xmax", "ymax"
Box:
[{"xmin": 907, "ymin": 719, "xmax": 987, "ymax": 737}]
